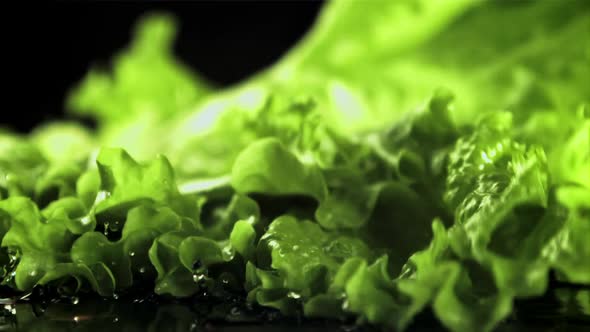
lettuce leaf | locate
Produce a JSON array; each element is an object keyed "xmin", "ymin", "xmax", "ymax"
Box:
[{"xmin": 1, "ymin": 1, "xmax": 589, "ymax": 331}]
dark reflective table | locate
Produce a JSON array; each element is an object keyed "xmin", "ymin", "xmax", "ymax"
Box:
[{"xmin": 2, "ymin": 287, "xmax": 588, "ymax": 332}]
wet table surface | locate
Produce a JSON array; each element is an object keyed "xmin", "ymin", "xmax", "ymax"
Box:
[{"xmin": 1, "ymin": 287, "xmax": 588, "ymax": 332}]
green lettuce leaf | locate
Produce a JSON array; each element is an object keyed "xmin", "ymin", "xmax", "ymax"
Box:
[
  {"xmin": 0, "ymin": 133, "xmax": 47, "ymax": 198},
  {"xmin": 148, "ymin": 231, "xmax": 197, "ymax": 297},
  {"xmin": 67, "ymin": 14, "xmax": 211, "ymax": 161},
  {"xmin": 445, "ymin": 112, "xmax": 558, "ymax": 297},
  {"xmin": 545, "ymin": 186, "xmax": 590, "ymax": 284},
  {"xmin": 1, "ymin": 1, "xmax": 589, "ymax": 331},
  {"xmin": 399, "ymin": 220, "xmax": 513, "ymax": 332},
  {"xmin": 247, "ymin": 215, "xmax": 371, "ymax": 315},
  {"xmin": 70, "ymin": 232, "xmax": 133, "ymax": 290},
  {"xmin": 0, "ymin": 197, "xmax": 73, "ymax": 290},
  {"xmin": 94, "ymin": 147, "xmax": 201, "ymax": 224},
  {"xmin": 30, "ymin": 122, "xmax": 96, "ymax": 164},
  {"xmin": 231, "ymin": 138, "xmax": 327, "ymax": 202}
]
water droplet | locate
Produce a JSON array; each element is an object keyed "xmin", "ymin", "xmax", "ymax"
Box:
[
  {"xmin": 139, "ymin": 267, "xmax": 146, "ymax": 274},
  {"xmin": 246, "ymin": 215, "xmax": 256, "ymax": 225},
  {"xmin": 229, "ymin": 307, "xmax": 241, "ymax": 316},
  {"xmin": 29, "ymin": 270, "xmax": 37, "ymax": 277},
  {"xmin": 8, "ymin": 249, "xmax": 20, "ymax": 263},
  {"xmin": 113, "ymin": 293, "xmax": 119, "ymax": 300},
  {"xmin": 342, "ymin": 300, "xmax": 350, "ymax": 310},
  {"xmin": 80, "ymin": 215, "xmax": 92, "ymax": 226},
  {"xmin": 341, "ymin": 324, "xmax": 358, "ymax": 332},
  {"xmin": 221, "ymin": 276, "xmax": 230, "ymax": 285},
  {"xmin": 222, "ymin": 246, "xmax": 234, "ymax": 260},
  {"xmin": 94, "ymin": 190, "xmax": 110, "ymax": 205},
  {"xmin": 109, "ymin": 221, "xmax": 121, "ymax": 232},
  {"xmin": 3, "ymin": 304, "xmax": 16, "ymax": 315},
  {"xmin": 481, "ymin": 151, "xmax": 492, "ymax": 164},
  {"xmin": 292, "ymin": 245, "xmax": 299, "ymax": 251},
  {"xmin": 193, "ymin": 274, "xmax": 206, "ymax": 283},
  {"xmin": 111, "ymin": 261, "xmax": 117, "ymax": 266},
  {"xmin": 287, "ymin": 291, "xmax": 301, "ymax": 299},
  {"xmin": 71, "ymin": 296, "xmax": 79, "ymax": 305},
  {"xmin": 129, "ymin": 252, "xmax": 135, "ymax": 257},
  {"xmin": 113, "ymin": 317, "xmax": 119, "ymax": 323},
  {"xmin": 73, "ymin": 316, "xmax": 79, "ymax": 323}
]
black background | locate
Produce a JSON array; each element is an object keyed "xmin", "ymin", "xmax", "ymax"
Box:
[{"xmin": 7, "ymin": 1, "xmax": 322, "ymax": 132}]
